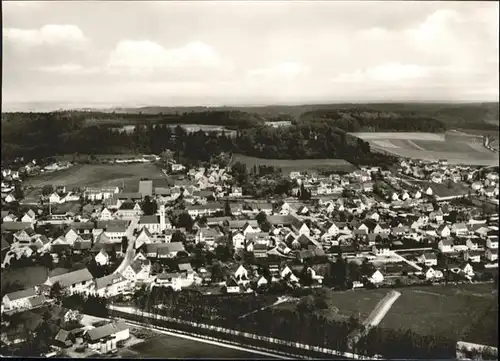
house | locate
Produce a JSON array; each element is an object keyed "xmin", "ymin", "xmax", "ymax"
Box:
[
  {"xmin": 92, "ymin": 274, "xmax": 130, "ymax": 298},
  {"xmin": 2, "ymin": 212, "xmax": 17, "ymax": 223},
  {"xmin": 257, "ymin": 276, "xmax": 268, "ymax": 287},
  {"xmin": 487, "ymin": 236, "xmax": 498, "ymax": 249},
  {"xmin": 464, "ymin": 250, "xmax": 482, "ymax": 263},
  {"xmin": 253, "ymin": 243, "xmax": 268, "ymax": 258},
  {"xmin": 466, "ymin": 238, "xmax": 480, "ymax": 251},
  {"xmin": 147, "ymin": 242, "xmax": 185, "ymax": 259},
  {"xmin": 155, "ymin": 271, "xmax": 194, "ymax": 290},
  {"xmin": 2, "ymin": 288, "xmax": 40, "ymax": 311},
  {"xmin": 422, "ymin": 267, "xmax": 443, "ymax": 280},
  {"xmin": 4, "ymin": 194, "xmax": 17, "ymax": 203},
  {"xmin": 486, "ymin": 248, "xmax": 498, "ymax": 262},
  {"xmin": 21, "ymin": 210, "xmax": 37, "ymax": 224},
  {"xmin": 281, "ymin": 266, "xmax": 299, "ymax": 283},
  {"xmin": 45, "ymin": 268, "xmax": 94, "ymax": 295},
  {"xmin": 195, "ymin": 228, "xmax": 221, "ymax": 246},
  {"xmin": 95, "ymin": 249, "xmax": 110, "ymax": 266},
  {"xmin": 451, "ymin": 223, "xmax": 468, "ymax": 236},
  {"xmin": 85, "ymin": 321, "xmax": 130, "ymax": 351},
  {"xmin": 116, "ymin": 201, "xmax": 143, "ymax": 218},
  {"xmin": 232, "ymin": 233, "xmax": 246, "ymax": 250},
  {"xmin": 121, "ymin": 257, "xmax": 151, "ymax": 282},
  {"xmin": 436, "ymin": 225, "xmax": 451, "ymax": 238},
  {"xmin": 437, "ymin": 238, "xmax": 454, "ymax": 253},
  {"xmin": 290, "ymin": 217, "xmax": 311, "ymax": 236},
  {"xmin": 225, "ymin": 277, "xmax": 240, "ymax": 293},
  {"xmin": 138, "ymin": 215, "xmax": 161, "ymax": 234},
  {"xmin": 234, "ymin": 265, "xmax": 249, "ymax": 285},
  {"xmin": 420, "ymin": 252, "xmax": 438, "ymax": 267},
  {"xmin": 372, "ymin": 244, "xmax": 391, "ymax": 256},
  {"xmin": 368, "ymin": 270, "xmax": 384, "ymax": 284},
  {"xmin": 99, "ymin": 208, "xmax": 115, "ymax": 221}
]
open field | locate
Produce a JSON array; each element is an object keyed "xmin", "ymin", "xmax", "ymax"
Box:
[
  {"xmin": 379, "ymin": 283, "xmax": 498, "ymax": 346},
  {"xmin": 277, "ymin": 283, "xmax": 497, "ymax": 347},
  {"xmin": 276, "ymin": 288, "xmax": 388, "ymax": 322},
  {"xmin": 350, "ymin": 132, "xmax": 499, "ymax": 166},
  {"xmin": 232, "ymin": 154, "xmax": 357, "ymax": 173},
  {"xmin": 25, "ymin": 163, "xmax": 166, "ymax": 191},
  {"xmin": 404, "ymin": 179, "xmax": 470, "ymax": 199},
  {"xmin": 118, "ymin": 333, "xmax": 267, "ymax": 359},
  {"xmin": 1, "ymin": 265, "xmax": 50, "ymax": 288}
]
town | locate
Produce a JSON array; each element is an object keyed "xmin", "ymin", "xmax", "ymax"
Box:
[{"xmin": 1, "ymin": 153, "xmax": 498, "ymax": 358}]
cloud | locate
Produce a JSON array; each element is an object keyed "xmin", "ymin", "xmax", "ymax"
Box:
[
  {"xmin": 37, "ymin": 63, "xmax": 100, "ymax": 75},
  {"xmin": 106, "ymin": 40, "xmax": 228, "ymax": 76},
  {"xmin": 247, "ymin": 62, "xmax": 310, "ymax": 79},
  {"xmin": 4, "ymin": 24, "xmax": 88, "ymax": 47},
  {"xmin": 333, "ymin": 63, "xmax": 430, "ymax": 84}
]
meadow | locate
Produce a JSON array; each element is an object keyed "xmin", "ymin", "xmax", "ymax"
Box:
[
  {"xmin": 277, "ymin": 283, "xmax": 497, "ymax": 347},
  {"xmin": 119, "ymin": 333, "xmax": 267, "ymax": 359},
  {"xmin": 351, "ymin": 132, "xmax": 499, "ymax": 166},
  {"xmin": 25, "ymin": 163, "xmax": 166, "ymax": 191},
  {"xmin": 231, "ymin": 154, "xmax": 357, "ymax": 173}
]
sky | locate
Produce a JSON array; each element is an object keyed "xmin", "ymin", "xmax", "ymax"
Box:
[{"xmin": 2, "ymin": 1, "xmax": 499, "ymax": 111}]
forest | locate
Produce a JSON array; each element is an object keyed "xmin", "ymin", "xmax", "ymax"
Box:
[{"xmin": 1, "ymin": 111, "xmax": 398, "ymax": 167}]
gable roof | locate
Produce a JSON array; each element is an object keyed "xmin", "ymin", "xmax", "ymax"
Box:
[
  {"xmin": 4, "ymin": 288, "xmax": 37, "ymax": 301},
  {"xmin": 47, "ymin": 268, "xmax": 93, "ymax": 288},
  {"xmin": 139, "ymin": 215, "xmax": 159, "ymax": 224},
  {"xmin": 86, "ymin": 321, "xmax": 128, "ymax": 341},
  {"xmin": 95, "ymin": 274, "xmax": 127, "ymax": 290}
]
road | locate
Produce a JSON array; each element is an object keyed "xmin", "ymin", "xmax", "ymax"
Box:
[
  {"xmin": 114, "ymin": 217, "xmax": 138, "ymax": 275},
  {"xmin": 389, "ymin": 251, "xmax": 422, "ymax": 271},
  {"xmin": 348, "ymin": 290, "xmax": 401, "ymax": 349}
]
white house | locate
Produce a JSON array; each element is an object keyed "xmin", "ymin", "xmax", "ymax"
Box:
[
  {"xmin": 232, "ymin": 232, "xmax": 246, "ymax": 250},
  {"xmin": 234, "ymin": 265, "xmax": 249, "ymax": 285},
  {"xmin": 368, "ymin": 270, "xmax": 384, "ymax": 284},
  {"xmin": 281, "ymin": 266, "xmax": 299, "ymax": 283},
  {"xmin": 99, "ymin": 208, "xmax": 115, "ymax": 221},
  {"xmin": 487, "ymin": 236, "xmax": 498, "ymax": 250},
  {"xmin": 423, "ymin": 267, "xmax": 443, "ymax": 280},
  {"xmin": 438, "ymin": 239, "xmax": 454, "ymax": 253},
  {"xmin": 420, "ymin": 252, "xmax": 438, "ymax": 267},
  {"xmin": 95, "ymin": 250, "xmax": 110, "ymax": 266},
  {"xmin": 121, "ymin": 256, "xmax": 151, "ymax": 282},
  {"xmin": 85, "ymin": 321, "xmax": 130, "ymax": 351},
  {"xmin": 257, "ymin": 276, "xmax": 268, "ymax": 287},
  {"xmin": 2, "ymin": 288, "xmax": 40, "ymax": 311},
  {"xmin": 436, "ymin": 225, "xmax": 451, "ymax": 238},
  {"xmin": 225, "ymin": 277, "xmax": 241, "ymax": 293},
  {"xmin": 44, "ymin": 268, "xmax": 94, "ymax": 295},
  {"xmin": 92, "ymin": 274, "xmax": 130, "ymax": 298},
  {"xmin": 138, "ymin": 215, "xmax": 161, "ymax": 234},
  {"xmin": 486, "ymin": 248, "xmax": 498, "ymax": 262}
]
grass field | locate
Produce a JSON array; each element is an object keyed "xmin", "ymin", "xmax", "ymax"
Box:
[
  {"xmin": 118, "ymin": 334, "xmax": 268, "ymax": 359},
  {"xmin": 379, "ymin": 283, "xmax": 498, "ymax": 346},
  {"xmin": 1, "ymin": 265, "xmax": 50, "ymax": 288},
  {"xmin": 25, "ymin": 163, "xmax": 166, "ymax": 191},
  {"xmin": 232, "ymin": 154, "xmax": 357, "ymax": 173},
  {"xmin": 405, "ymin": 179, "xmax": 470, "ymax": 198},
  {"xmin": 351, "ymin": 132, "xmax": 499, "ymax": 166},
  {"xmin": 276, "ymin": 283, "xmax": 497, "ymax": 346}
]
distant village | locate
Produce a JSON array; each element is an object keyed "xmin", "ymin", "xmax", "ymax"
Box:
[{"xmin": 1, "ymin": 155, "xmax": 499, "ymax": 356}]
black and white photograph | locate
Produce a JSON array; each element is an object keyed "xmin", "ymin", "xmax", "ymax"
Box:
[{"xmin": 1, "ymin": 0, "xmax": 498, "ymax": 359}]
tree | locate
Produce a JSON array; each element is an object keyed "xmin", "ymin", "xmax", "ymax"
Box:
[
  {"xmin": 177, "ymin": 212, "xmax": 194, "ymax": 231},
  {"xmin": 121, "ymin": 236, "xmax": 129, "ymax": 254},
  {"xmin": 224, "ymin": 200, "xmax": 232, "ymax": 216},
  {"xmin": 171, "ymin": 230, "xmax": 186, "ymax": 243},
  {"xmin": 50, "ymin": 281, "xmax": 63, "ymax": 299},
  {"xmin": 42, "ymin": 185, "xmax": 54, "ymax": 196},
  {"xmin": 211, "ymin": 262, "xmax": 224, "ymax": 283},
  {"xmin": 141, "ymin": 195, "xmax": 158, "ymax": 216},
  {"xmin": 255, "ymin": 211, "xmax": 267, "ymax": 225},
  {"xmin": 215, "ymin": 244, "xmax": 231, "ymax": 262}
]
